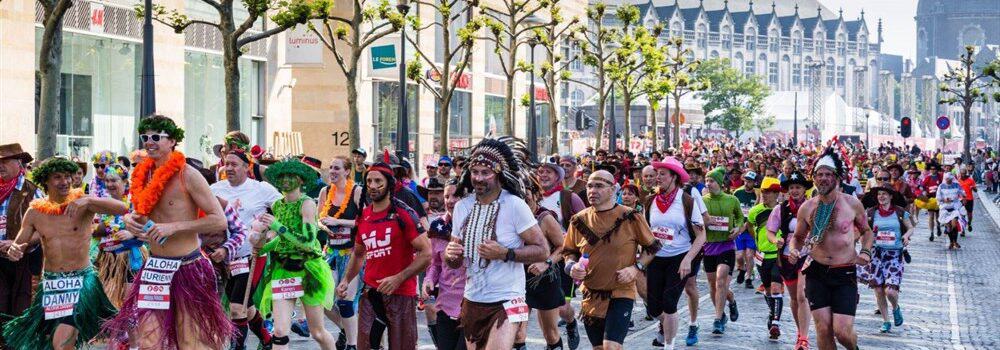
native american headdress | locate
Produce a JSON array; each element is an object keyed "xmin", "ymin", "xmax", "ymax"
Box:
[
  {"xmin": 814, "ymin": 147, "xmax": 846, "ymax": 178},
  {"xmin": 457, "ymin": 138, "xmax": 528, "ymax": 198}
]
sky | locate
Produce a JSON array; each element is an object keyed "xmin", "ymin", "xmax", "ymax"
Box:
[{"xmin": 820, "ymin": 0, "xmax": 918, "ymax": 61}]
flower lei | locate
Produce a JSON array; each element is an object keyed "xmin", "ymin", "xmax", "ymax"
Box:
[
  {"xmin": 101, "ymin": 197, "xmax": 131, "ymax": 236},
  {"xmin": 29, "ymin": 188, "xmax": 85, "ymax": 215},
  {"xmin": 130, "ymin": 151, "xmax": 187, "ymax": 216},
  {"xmin": 320, "ymin": 180, "xmax": 354, "ymax": 219}
]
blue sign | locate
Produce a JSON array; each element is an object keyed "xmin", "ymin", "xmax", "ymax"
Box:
[
  {"xmin": 371, "ymin": 44, "xmax": 396, "ymax": 69},
  {"xmin": 937, "ymin": 116, "xmax": 950, "ymax": 130}
]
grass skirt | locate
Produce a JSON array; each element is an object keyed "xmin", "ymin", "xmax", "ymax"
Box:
[
  {"xmin": 95, "ymin": 247, "xmax": 148, "ymax": 309},
  {"xmin": 99, "ymin": 251, "xmax": 235, "ymax": 349},
  {"xmin": 1, "ymin": 267, "xmax": 116, "ymax": 350},
  {"xmin": 255, "ymin": 255, "xmax": 335, "ymax": 318}
]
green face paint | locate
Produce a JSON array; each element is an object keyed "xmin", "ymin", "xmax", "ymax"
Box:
[{"xmin": 277, "ymin": 174, "xmax": 303, "ymax": 193}]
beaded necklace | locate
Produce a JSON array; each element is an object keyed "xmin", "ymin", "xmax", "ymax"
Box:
[
  {"xmin": 459, "ymin": 198, "xmax": 500, "ymax": 270},
  {"xmin": 809, "ymin": 196, "xmax": 838, "ymax": 245}
]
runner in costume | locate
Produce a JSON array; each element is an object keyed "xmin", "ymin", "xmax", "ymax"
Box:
[
  {"xmin": 339, "ymin": 158, "xmax": 431, "ymax": 350},
  {"xmin": 423, "ymin": 182, "xmax": 467, "ymax": 350},
  {"xmin": 936, "ymin": 173, "xmax": 966, "ymax": 249},
  {"xmin": 564, "ymin": 170, "xmax": 658, "ymax": 350},
  {"xmin": 92, "ymin": 164, "xmax": 148, "ymax": 309},
  {"xmin": 254, "ymin": 159, "xmax": 336, "ymax": 349},
  {"xmin": 766, "ymin": 171, "xmax": 812, "ymax": 349},
  {"xmin": 101, "ymin": 115, "xmax": 235, "ymax": 349},
  {"xmin": 788, "ymin": 148, "xmax": 875, "ymax": 350},
  {"xmin": 317, "ymin": 156, "xmax": 362, "ymax": 350},
  {"xmin": 860, "ymin": 185, "xmax": 913, "ymax": 333},
  {"xmin": 0, "ymin": 143, "xmax": 44, "ymax": 350},
  {"xmin": 537, "ymin": 161, "xmax": 585, "ymax": 349},
  {"xmin": 748, "ymin": 176, "xmax": 783, "ymax": 340},
  {"xmin": 917, "ymin": 162, "xmax": 942, "ymax": 239},
  {"xmin": 2, "ymin": 158, "xmax": 124, "ymax": 350},
  {"xmin": 702, "ymin": 167, "xmax": 744, "ymax": 334},
  {"xmin": 87, "ymin": 151, "xmax": 117, "ymax": 198},
  {"xmin": 515, "ymin": 177, "xmax": 567, "ymax": 350},
  {"xmin": 443, "ymin": 138, "xmax": 549, "ymax": 350}
]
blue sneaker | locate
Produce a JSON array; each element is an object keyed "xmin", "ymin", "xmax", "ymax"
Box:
[
  {"xmin": 880, "ymin": 321, "xmax": 891, "ymax": 333},
  {"xmin": 712, "ymin": 318, "xmax": 725, "ymax": 334},
  {"xmin": 291, "ymin": 319, "xmax": 310, "ymax": 337},
  {"xmin": 685, "ymin": 325, "xmax": 699, "ymax": 346},
  {"xmin": 893, "ymin": 307, "xmax": 904, "ymax": 326}
]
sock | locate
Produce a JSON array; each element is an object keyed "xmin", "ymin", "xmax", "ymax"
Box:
[
  {"xmin": 514, "ymin": 342, "xmax": 527, "ymax": 350},
  {"xmin": 249, "ymin": 313, "xmax": 271, "ymax": 343},
  {"xmin": 370, "ymin": 319, "xmax": 387, "ymax": 347},
  {"xmin": 772, "ymin": 294, "xmax": 784, "ymax": 321},
  {"xmin": 764, "ymin": 295, "xmax": 775, "ymax": 321},
  {"xmin": 427, "ymin": 323, "xmax": 438, "ymax": 349},
  {"xmin": 546, "ymin": 338, "xmax": 564, "ymax": 350}
]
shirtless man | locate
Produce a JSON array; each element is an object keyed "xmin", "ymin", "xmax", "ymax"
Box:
[
  {"xmin": 101, "ymin": 115, "xmax": 233, "ymax": 349},
  {"xmin": 3, "ymin": 158, "xmax": 125, "ymax": 350},
  {"xmin": 788, "ymin": 150, "xmax": 875, "ymax": 350}
]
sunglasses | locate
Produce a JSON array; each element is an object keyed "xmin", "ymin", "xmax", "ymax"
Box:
[
  {"xmin": 877, "ymin": 177, "xmax": 890, "ymax": 181},
  {"xmin": 94, "ymin": 163, "xmax": 107, "ymax": 169},
  {"xmin": 139, "ymin": 133, "xmax": 171, "ymax": 143}
]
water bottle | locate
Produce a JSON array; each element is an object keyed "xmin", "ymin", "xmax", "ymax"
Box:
[{"xmin": 574, "ymin": 253, "xmax": 590, "ymax": 285}]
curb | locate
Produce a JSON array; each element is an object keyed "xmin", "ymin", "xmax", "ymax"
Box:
[{"xmin": 977, "ymin": 187, "xmax": 1000, "ymax": 230}]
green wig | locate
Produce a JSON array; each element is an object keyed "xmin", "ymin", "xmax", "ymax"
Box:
[
  {"xmin": 137, "ymin": 115, "xmax": 185, "ymax": 142},
  {"xmin": 265, "ymin": 159, "xmax": 320, "ymax": 194},
  {"xmin": 30, "ymin": 158, "xmax": 80, "ymax": 191}
]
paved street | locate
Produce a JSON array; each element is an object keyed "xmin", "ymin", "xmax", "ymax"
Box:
[{"xmin": 241, "ymin": 192, "xmax": 1000, "ymax": 349}]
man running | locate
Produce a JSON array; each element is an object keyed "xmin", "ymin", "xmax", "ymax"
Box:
[
  {"xmin": 789, "ymin": 149, "xmax": 875, "ymax": 350},
  {"xmin": 702, "ymin": 167, "xmax": 743, "ymax": 334},
  {"xmin": 919, "ymin": 162, "xmax": 943, "ymax": 239},
  {"xmin": 444, "ymin": 139, "xmax": 548, "ymax": 349},
  {"xmin": 2, "ymin": 158, "xmax": 125, "ymax": 349},
  {"xmin": 559, "ymin": 156, "xmax": 588, "ymax": 207},
  {"xmin": 103, "ymin": 115, "xmax": 234, "ymax": 349},
  {"xmin": 537, "ymin": 161, "xmax": 585, "ymax": 349},
  {"xmin": 564, "ymin": 170, "xmax": 658, "ymax": 350},
  {"xmin": 732, "ymin": 171, "xmax": 759, "ymax": 289}
]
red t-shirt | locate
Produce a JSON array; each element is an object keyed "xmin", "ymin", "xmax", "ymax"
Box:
[
  {"xmin": 355, "ymin": 200, "xmax": 424, "ymax": 296},
  {"xmin": 922, "ymin": 175, "xmax": 941, "ymax": 196},
  {"xmin": 958, "ymin": 177, "xmax": 975, "ymax": 200}
]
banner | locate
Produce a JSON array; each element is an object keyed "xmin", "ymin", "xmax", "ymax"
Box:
[{"xmin": 371, "ymin": 44, "xmax": 397, "ymax": 69}]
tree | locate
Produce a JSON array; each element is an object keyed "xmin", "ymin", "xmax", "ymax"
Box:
[
  {"xmin": 661, "ymin": 36, "xmax": 709, "ymax": 148},
  {"xmin": 35, "ymin": 0, "xmax": 74, "ymax": 159},
  {"xmin": 937, "ymin": 45, "xmax": 1000, "ymax": 162},
  {"xmin": 534, "ymin": 6, "xmax": 578, "ymax": 154},
  {"xmin": 405, "ymin": 0, "xmax": 481, "ymax": 155},
  {"xmin": 606, "ymin": 4, "xmax": 665, "ymax": 151},
  {"xmin": 310, "ymin": 0, "xmax": 405, "ymax": 149},
  {"xmin": 564, "ymin": 2, "xmax": 620, "ymax": 149},
  {"xmin": 694, "ymin": 58, "xmax": 771, "ymax": 139},
  {"xmin": 141, "ymin": 0, "xmax": 317, "ymax": 131}
]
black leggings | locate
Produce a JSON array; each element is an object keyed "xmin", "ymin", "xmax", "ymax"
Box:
[{"xmin": 435, "ymin": 310, "xmax": 467, "ymax": 350}]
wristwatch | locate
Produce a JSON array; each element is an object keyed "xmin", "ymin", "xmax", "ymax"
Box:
[
  {"xmin": 635, "ymin": 261, "xmax": 647, "ymax": 272},
  {"xmin": 545, "ymin": 258, "xmax": 553, "ymax": 266},
  {"xmin": 504, "ymin": 248, "xmax": 516, "ymax": 262}
]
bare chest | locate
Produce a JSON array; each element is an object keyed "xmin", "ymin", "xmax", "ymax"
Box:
[{"xmin": 148, "ymin": 177, "xmax": 196, "ymax": 222}]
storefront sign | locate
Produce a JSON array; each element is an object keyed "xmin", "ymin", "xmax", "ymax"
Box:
[
  {"xmin": 425, "ymin": 69, "xmax": 471, "ymax": 89},
  {"xmin": 89, "ymin": 3, "xmax": 105, "ymax": 33},
  {"xmin": 371, "ymin": 45, "xmax": 397, "ymax": 69},
  {"xmin": 534, "ymin": 87, "xmax": 549, "ymax": 102},
  {"xmin": 285, "ymin": 24, "xmax": 323, "ymax": 65}
]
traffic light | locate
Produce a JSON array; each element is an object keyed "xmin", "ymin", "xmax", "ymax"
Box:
[{"xmin": 900, "ymin": 117, "xmax": 912, "ymax": 138}]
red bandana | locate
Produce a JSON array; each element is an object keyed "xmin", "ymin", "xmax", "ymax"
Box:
[
  {"xmin": 654, "ymin": 187, "xmax": 679, "ymax": 213},
  {"xmin": 787, "ymin": 197, "xmax": 803, "ymax": 216},
  {"xmin": 0, "ymin": 169, "xmax": 24, "ymax": 203},
  {"xmin": 877, "ymin": 204, "xmax": 895, "ymax": 217},
  {"xmin": 543, "ymin": 184, "xmax": 564, "ymax": 198}
]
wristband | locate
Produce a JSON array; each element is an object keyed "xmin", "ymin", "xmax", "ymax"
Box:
[{"xmin": 504, "ymin": 248, "xmax": 516, "ymax": 262}]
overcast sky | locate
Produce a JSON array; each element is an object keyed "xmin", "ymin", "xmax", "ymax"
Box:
[{"xmin": 820, "ymin": 0, "xmax": 917, "ymax": 61}]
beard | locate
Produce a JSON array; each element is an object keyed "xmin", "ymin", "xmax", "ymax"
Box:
[
  {"xmin": 368, "ymin": 187, "xmax": 389, "ymax": 203},
  {"xmin": 473, "ymin": 180, "xmax": 494, "ymax": 196},
  {"xmin": 816, "ymin": 181, "xmax": 836, "ymax": 196}
]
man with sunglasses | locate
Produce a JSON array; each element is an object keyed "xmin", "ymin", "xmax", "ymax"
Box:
[
  {"xmin": 436, "ymin": 156, "xmax": 455, "ymax": 185},
  {"xmin": 87, "ymin": 151, "xmax": 117, "ymax": 198}
]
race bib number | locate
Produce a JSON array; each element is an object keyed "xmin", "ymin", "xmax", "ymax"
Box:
[
  {"xmin": 928, "ymin": 185, "xmax": 938, "ymax": 193},
  {"xmin": 229, "ymin": 257, "xmax": 250, "ymax": 275},
  {"xmin": 707, "ymin": 215, "xmax": 730, "ymax": 232},
  {"xmin": 42, "ymin": 276, "xmax": 83, "ymax": 320},
  {"xmin": 754, "ymin": 251, "xmax": 764, "ymax": 265},
  {"xmin": 137, "ymin": 284, "xmax": 171, "ymax": 310},
  {"xmin": 652, "ymin": 226, "xmax": 676, "ymax": 246},
  {"xmin": 503, "ymin": 297, "xmax": 529, "ymax": 323},
  {"xmin": 272, "ymin": 277, "xmax": 305, "ymax": 300},
  {"xmin": 876, "ymin": 230, "xmax": 896, "ymax": 243}
]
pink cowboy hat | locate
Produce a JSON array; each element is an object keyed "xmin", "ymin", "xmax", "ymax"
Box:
[{"xmin": 652, "ymin": 157, "xmax": 690, "ymax": 183}]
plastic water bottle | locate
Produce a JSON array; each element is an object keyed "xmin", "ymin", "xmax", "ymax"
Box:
[{"xmin": 574, "ymin": 253, "xmax": 590, "ymax": 285}]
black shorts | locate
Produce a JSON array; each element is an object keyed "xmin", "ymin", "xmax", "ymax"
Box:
[
  {"xmin": 778, "ymin": 254, "xmax": 805, "ymax": 284},
  {"xmin": 583, "ymin": 298, "xmax": 633, "ymax": 347},
  {"xmin": 646, "ymin": 254, "xmax": 699, "ymax": 317},
  {"xmin": 803, "ymin": 262, "xmax": 859, "ymax": 316},
  {"xmin": 557, "ymin": 262, "xmax": 576, "ymax": 298},
  {"xmin": 760, "ymin": 257, "xmax": 782, "ymax": 287},
  {"xmin": 964, "ymin": 199, "xmax": 974, "ymax": 214},
  {"xmin": 225, "ymin": 271, "xmax": 252, "ymax": 306},
  {"xmin": 703, "ymin": 249, "xmax": 736, "ymax": 274},
  {"xmin": 525, "ymin": 268, "xmax": 566, "ymax": 311}
]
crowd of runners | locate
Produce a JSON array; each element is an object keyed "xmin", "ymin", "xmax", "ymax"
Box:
[{"xmin": 0, "ymin": 114, "xmax": 990, "ymax": 350}]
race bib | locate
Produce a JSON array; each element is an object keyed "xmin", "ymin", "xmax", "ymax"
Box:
[
  {"xmin": 229, "ymin": 257, "xmax": 250, "ymax": 275},
  {"xmin": 928, "ymin": 185, "xmax": 938, "ymax": 193},
  {"xmin": 876, "ymin": 230, "xmax": 897, "ymax": 243},
  {"xmin": 272, "ymin": 277, "xmax": 305, "ymax": 300},
  {"xmin": 42, "ymin": 276, "xmax": 83, "ymax": 320},
  {"xmin": 136, "ymin": 284, "xmax": 171, "ymax": 310},
  {"xmin": 138, "ymin": 257, "xmax": 181, "ymax": 310},
  {"xmin": 652, "ymin": 226, "xmax": 676, "ymax": 246},
  {"xmin": 503, "ymin": 297, "xmax": 529, "ymax": 323},
  {"xmin": 707, "ymin": 215, "xmax": 730, "ymax": 232},
  {"xmin": 99, "ymin": 236, "xmax": 124, "ymax": 252}
]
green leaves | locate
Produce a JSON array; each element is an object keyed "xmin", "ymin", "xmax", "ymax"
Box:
[
  {"xmin": 694, "ymin": 58, "xmax": 771, "ymax": 136},
  {"xmin": 406, "ymin": 59, "xmax": 423, "ymax": 81}
]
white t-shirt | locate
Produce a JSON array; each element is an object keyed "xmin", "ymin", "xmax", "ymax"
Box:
[
  {"xmin": 539, "ymin": 192, "xmax": 563, "ymax": 223},
  {"xmin": 452, "ymin": 190, "xmax": 537, "ymax": 303},
  {"xmin": 649, "ymin": 190, "xmax": 706, "ymax": 258},
  {"xmin": 210, "ymin": 179, "xmax": 283, "ymax": 256}
]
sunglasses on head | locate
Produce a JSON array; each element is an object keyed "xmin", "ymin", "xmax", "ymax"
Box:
[{"xmin": 139, "ymin": 133, "xmax": 170, "ymax": 143}]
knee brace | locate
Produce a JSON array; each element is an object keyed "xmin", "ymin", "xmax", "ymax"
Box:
[{"xmin": 271, "ymin": 336, "xmax": 290, "ymax": 345}]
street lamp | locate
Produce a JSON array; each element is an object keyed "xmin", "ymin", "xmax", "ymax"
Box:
[
  {"xmin": 608, "ymin": 41, "xmax": 620, "ymax": 154},
  {"xmin": 139, "ymin": 0, "xmax": 155, "ymax": 117},
  {"xmin": 528, "ymin": 36, "xmax": 539, "ymax": 158},
  {"xmin": 396, "ymin": 1, "xmax": 411, "ymax": 158}
]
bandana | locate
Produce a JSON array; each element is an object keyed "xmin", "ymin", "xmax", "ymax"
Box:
[
  {"xmin": 877, "ymin": 204, "xmax": 895, "ymax": 217},
  {"xmin": 0, "ymin": 169, "xmax": 24, "ymax": 202},
  {"xmin": 542, "ymin": 184, "xmax": 564, "ymax": 197},
  {"xmin": 654, "ymin": 187, "xmax": 679, "ymax": 213}
]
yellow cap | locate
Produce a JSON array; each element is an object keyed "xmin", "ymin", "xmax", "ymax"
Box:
[{"xmin": 759, "ymin": 177, "xmax": 782, "ymax": 192}]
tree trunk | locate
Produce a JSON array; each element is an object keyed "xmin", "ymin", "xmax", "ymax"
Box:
[
  {"xmin": 595, "ymin": 97, "xmax": 606, "ymax": 150},
  {"xmin": 503, "ymin": 61, "xmax": 515, "ymax": 136},
  {"xmin": 963, "ymin": 104, "xmax": 972, "ymax": 162},
  {"xmin": 346, "ymin": 73, "xmax": 360, "ymax": 149},
  {"xmin": 438, "ymin": 96, "xmax": 451, "ymax": 155},
  {"xmin": 623, "ymin": 93, "xmax": 631, "ymax": 152},
  {"xmin": 36, "ymin": 1, "xmax": 71, "ymax": 160},
  {"xmin": 224, "ymin": 41, "xmax": 242, "ymax": 132},
  {"xmin": 663, "ymin": 99, "xmax": 670, "ymax": 151}
]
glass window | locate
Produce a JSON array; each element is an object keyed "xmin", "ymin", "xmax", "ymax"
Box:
[
  {"xmin": 746, "ymin": 35, "xmax": 755, "ymax": 50},
  {"xmin": 435, "ymin": 90, "xmax": 473, "ymax": 148},
  {"xmin": 837, "ymin": 65, "xmax": 845, "ymax": 87},
  {"xmin": 793, "ymin": 63, "xmax": 802, "ymax": 86},
  {"xmin": 484, "ymin": 95, "xmax": 505, "ymax": 137},
  {"xmin": 745, "ymin": 60, "xmax": 755, "ymax": 76},
  {"xmin": 184, "ymin": 51, "xmax": 260, "ymax": 160},
  {"xmin": 373, "ymin": 82, "xmax": 418, "ymax": 152},
  {"xmin": 768, "ymin": 62, "xmax": 778, "ymax": 85},
  {"xmin": 34, "ymin": 30, "xmax": 141, "ymax": 159}
]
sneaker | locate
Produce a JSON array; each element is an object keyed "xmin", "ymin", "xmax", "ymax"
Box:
[
  {"xmin": 685, "ymin": 325, "xmax": 699, "ymax": 346},
  {"xmin": 955, "ymin": 242, "xmax": 962, "ymax": 249},
  {"xmin": 291, "ymin": 319, "xmax": 310, "ymax": 337},
  {"xmin": 930, "ymin": 234, "xmax": 934, "ymax": 242},
  {"xmin": 651, "ymin": 338, "xmax": 665, "ymax": 347},
  {"xmin": 874, "ymin": 309, "xmax": 881, "ymax": 315},
  {"xmin": 336, "ymin": 330, "xmax": 346, "ymax": 350},
  {"xmin": 566, "ymin": 321, "xmax": 580, "ymax": 350},
  {"xmin": 736, "ymin": 270, "xmax": 746, "ymax": 284},
  {"xmin": 712, "ymin": 318, "xmax": 725, "ymax": 334},
  {"xmin": 795, "ymin": 337, "xmax": 810, "ymax": 350},
  {"xmin": 893, "ymin": 307, "xmax": 904, "ymax": 326},
  {"xmin": 729, "ymin": 300, "xmax": 739, "ymax": 322},
  {"xmin": 745, "ymin": 279, "xmax": 754, "ymax": 289},
  {"xmin": 756, "ymin": 284, "xmax": 765, "ymax": 294},
  {"xmin": 880, "ymin": 321, "xmax": 891, "ymax": 333},
  {"xmin": 768, "ymin": 324, "xmax": 781, "ymax": 340}
]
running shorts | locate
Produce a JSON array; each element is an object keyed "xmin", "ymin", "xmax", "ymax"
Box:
[{"xmin": 803, "ymin": 261, "xmax": 859, "ymax": 316}]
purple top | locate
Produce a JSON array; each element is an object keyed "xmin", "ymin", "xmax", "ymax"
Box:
[
  {"xmin": 426, "ymin": 237, "xmax": 466, "ymax": 319},
  {"xmin": 702, "ymin": 241, "xmax": 735, "ymax": 256},
  {"xmin": 220, "ymin": 204, "xmax": 248, "ymax": 261}
]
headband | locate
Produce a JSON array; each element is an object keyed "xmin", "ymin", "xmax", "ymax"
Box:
[{"xmin": 227, "ymin": 149, "xmax": 252, "ymax": 165}]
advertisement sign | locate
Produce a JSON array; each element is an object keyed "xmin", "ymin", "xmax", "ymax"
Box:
[
  {"xmin": 285, "ymin": 24, "xmax": 323, "ymax": 65},
  {"xmin": 89, "ymin": 2, "xmax": 105, "ymax": 33},
  {"xmin": 371, "ymin": 44, "xmax": 397, "ymax": 69}
]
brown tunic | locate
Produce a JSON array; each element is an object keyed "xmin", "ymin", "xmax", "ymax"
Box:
[{"xmin": 562, "ymin": 205, "xmax": 658, "ymax": 319}]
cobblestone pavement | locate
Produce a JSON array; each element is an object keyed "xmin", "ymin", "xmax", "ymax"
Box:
[{"xmin": 220, "ymin": 192, "xmax": 1000, "ymax": 349}]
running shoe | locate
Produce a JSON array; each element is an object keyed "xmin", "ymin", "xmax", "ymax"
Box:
[
  {"xmin": 291, "ymin": 319, "xmax": 310, "ymax": 337},
  {"xmin": 756, "ymin": 284, "xmax": 765, "ymax": 294},
  {"xmin": 651, "ymin": 338, "xmax": 665, "ymax": 347},
  {"xmin": 893, "ymin": 307, "xmax": 904, "ymax": 326},
  {"xmin": 768, "ymin": 323, "xmax": 781, "ymax": 340},
  {"xmin": 736, "ymin": 270, "xmax": 746, "ymax": 284},
  {"xmin": 880, "ymin": 322, "xmax": 891, "ymax": 333},
  {"xmin": 685, "ymin": 325, "xmax": 699, "ymax": 345},
  {"xmin": 729, "ymin": 300, "xmax": 739, "ymax": 322},
  {"xmin": 795, "ymin": 337, "xmax": 810, "ymax": 350},
  {"xmin": 745, "ymin": 279, "xmax": 754, "ymax": 289},
  {"xmin": 712, "ymin": 318, "xmax": 725, "ymax": 334},
  {"xmin": 336, "ymin": 329, "xmax": 346, "ymax": 350},
  {"xmin": 566, "ymin": 321, "xmax": 580, "ymax": 350},
  {"xmin": 955, "ymin": 242, "xmax": 962, "ymax": 248}
]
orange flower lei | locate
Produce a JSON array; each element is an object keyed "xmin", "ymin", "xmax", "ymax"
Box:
[
  {"xmin": 320, "ymin": 180, "xmax": 354, "ymax": 219},
  {"xmin": 29, "ymin": 188, "xmax": 85, "ymax": 215},
  {"xmin": 130, "ymin": 151, "xmax": 187, "ymax": 216}
]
